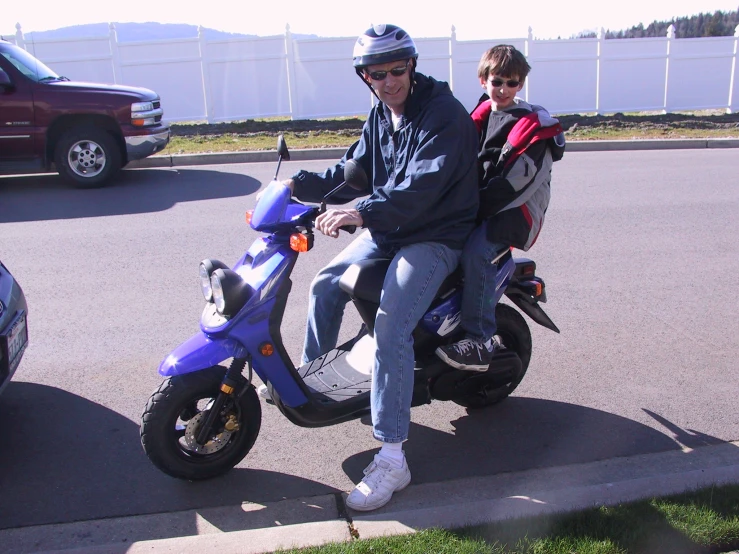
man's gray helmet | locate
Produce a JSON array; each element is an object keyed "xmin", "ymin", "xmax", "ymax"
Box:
[{"xmin": 352, "ymin": 24, "xmax": 418, "ymax": 69}]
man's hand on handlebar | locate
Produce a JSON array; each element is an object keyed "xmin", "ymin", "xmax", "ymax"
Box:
[{"xmin": 316, "ymin": 209, "xmax": 363, "ymax": 238}]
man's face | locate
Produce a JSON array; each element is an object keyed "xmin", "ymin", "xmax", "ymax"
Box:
[
  {"xmin": 481, "ymin": 73, "xmax": 524, "ymax": 110},
  {"xmin": 363, "ymin": 59, "xmax": 412, "ymax": 116}
]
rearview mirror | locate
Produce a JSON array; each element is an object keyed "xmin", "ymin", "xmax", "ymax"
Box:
[
  {"xmin": 0, "ymin": 69, "xmax": 13, "ymax": 90},
  {"xmin": 277, "ymin": 134, "xmax": 290, "ymax": 161},
  {"xmin": 344, "ymin": 159, "xmax": 368, "ymax": 191}
]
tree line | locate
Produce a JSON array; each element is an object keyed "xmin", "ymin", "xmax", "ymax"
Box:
[{"xmin": 576, "ymin": 8, "xmax": 739, "ymax": 39}]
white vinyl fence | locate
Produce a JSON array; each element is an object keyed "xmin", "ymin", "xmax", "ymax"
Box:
[{"xmin": 4, "ymin": 23, "xmax": 739, "ymax": 122}]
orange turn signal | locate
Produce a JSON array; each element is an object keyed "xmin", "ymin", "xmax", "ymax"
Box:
[
  {"xmin": 290, "ymin": 233, "xmax": 309, "ymax": 252},
  {"xmin": 534, "ymin": 282, "xmax": 543, "ymax": 297},
  {"xmin": 245, "ymin": 210, "xmax": 253, "ymax": 225},
  {"xmin": 259, "ymin": 343, "xmax": 275, "ymax": 356}
]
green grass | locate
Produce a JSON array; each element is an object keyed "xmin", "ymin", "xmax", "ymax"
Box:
[
  {"xmin": 163, "ymin": 131, "xmax": 362, "ymax": 155},
  {"xmin": 278, "ymin": 484, "xmax": 739, "ymax": 554}
]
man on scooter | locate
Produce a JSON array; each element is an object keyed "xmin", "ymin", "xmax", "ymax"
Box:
[{"xmin": 271, "ymin": 24, "xmax": 480, "ymax": 511}]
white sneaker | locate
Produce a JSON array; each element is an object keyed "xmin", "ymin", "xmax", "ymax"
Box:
[
  {"xmin": 345, "ymin": 455, "xmax": 411, "ymax": 512},
  {"xmin": 256, "ymin": 384, "xmax": 273, "ymax": 402}
]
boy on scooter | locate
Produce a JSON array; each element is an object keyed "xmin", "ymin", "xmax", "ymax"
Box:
[
  {"xmin": 435, "ymin": 45, "xmax": 564, "ymax": 371},
  {"xmin": 271, "ymin": 24, "xmax": 480, "ymax": 511}
]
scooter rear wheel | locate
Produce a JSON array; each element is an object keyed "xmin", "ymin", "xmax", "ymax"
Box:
[
  {"xmin": 453, "ymin": 304, "xmax": 532, "ymax": 409},
  {"xmin": 140, "ymin": 365, "xmax": 261, "ymax": 480}
]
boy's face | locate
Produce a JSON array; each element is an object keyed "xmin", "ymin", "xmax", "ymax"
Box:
[{"xmin": 481, "ymin": 73, "xmax": 524, "ymax": 110}]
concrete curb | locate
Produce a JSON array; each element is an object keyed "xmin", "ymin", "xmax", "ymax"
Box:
[
  {"xmin": 127, "ymin": 138, "xmax": 739, "ymax": 169},
  {"xmin": 5, "ymin": 441, "xmax": 739, "ymax": 554}
]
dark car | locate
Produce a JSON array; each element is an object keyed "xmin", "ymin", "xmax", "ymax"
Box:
[
  {"xmin": 0, "ymin": 261, "xmax": 28, "ymax": 396},
  {"xmin": 0, "ymin": 39, "xmax": 170, "ymax": 188}
]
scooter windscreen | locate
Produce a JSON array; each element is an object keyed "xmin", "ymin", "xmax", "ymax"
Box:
[{"xmin": 251, "ymin": 181, "xmax": 314, "ymax": 232}]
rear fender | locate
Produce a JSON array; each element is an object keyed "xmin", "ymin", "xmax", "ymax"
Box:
[
  {"xmin": 506, "ymin": 293, "xmax": 560, "ymax": 333},
  {"xmin": 158, "ymin": 332, "xmax": 247, "ymax": 377}
]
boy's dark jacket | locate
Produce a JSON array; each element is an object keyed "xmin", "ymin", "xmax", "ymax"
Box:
[
  {"xmin": 291, "ymin": 73, "xmax": 480, "ymax": 255},
  {"xmin": 471, "ymin": 94, "xmax": 565, "ymax": 250}
]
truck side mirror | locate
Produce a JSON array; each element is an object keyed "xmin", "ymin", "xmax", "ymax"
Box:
[{"xmin": 0, "ymin": 69, "xmax": 13, "ymax": 90}]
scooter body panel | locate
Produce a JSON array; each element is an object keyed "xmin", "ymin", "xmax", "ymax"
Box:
[{"xmin": 158, "ymin": 333, "xmax": 245, "ymax": 377}]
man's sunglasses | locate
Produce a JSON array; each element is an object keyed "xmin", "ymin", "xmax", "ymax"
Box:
[
  {"xmin": 489, "ymin": 78, "xmax": 521, "ymax": 88},
  {"xmin": 366, "ymin": 60, "xmax": 411, "ymax": 81}
]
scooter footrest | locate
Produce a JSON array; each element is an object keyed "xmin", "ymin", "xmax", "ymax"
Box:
[{"xmin": 298, "ymin": 347, "xmax": 372, "ymax": 404}]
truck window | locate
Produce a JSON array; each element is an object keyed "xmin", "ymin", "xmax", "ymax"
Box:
[{"xmin": 0, "ymin": 44, "xmax": 59, "ymax": 82}]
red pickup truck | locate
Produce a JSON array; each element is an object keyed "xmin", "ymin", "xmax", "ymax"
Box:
[{"xmin": 0, "ymin": 39, "xmax": 170, "ymax": 188}]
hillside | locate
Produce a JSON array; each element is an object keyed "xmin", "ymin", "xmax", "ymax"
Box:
[
  {"xmin": 576, "ymin": 8, "xmax": 739, "ymax": 38},
  {"xmin": 16, "ymin": 22, "xmax": 317, "ymax": 43}
]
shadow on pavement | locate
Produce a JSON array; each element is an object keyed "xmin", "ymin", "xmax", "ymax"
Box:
[
  {"xmin": 343, "ymin": 397, "xmax": 726, "ymax": 484},
  {"xmin": 0, "ymin": 382, "xmax": 339, "ymax": 530},
  {"xmin": 0, "ymin": 168, "xmax": 260, "ymax": 223}
]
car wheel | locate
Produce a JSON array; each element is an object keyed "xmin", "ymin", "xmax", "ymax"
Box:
[{"xmin": 54, "ymin": 127, "xmax": 121, "ymax": 188}]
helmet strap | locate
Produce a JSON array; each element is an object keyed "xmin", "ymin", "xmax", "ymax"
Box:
[{"xmin": 356, "ymin": 67, "xmax": 382, "ymax": 103}]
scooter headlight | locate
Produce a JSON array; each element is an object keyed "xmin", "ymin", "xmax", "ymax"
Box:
[
  {"xmin": 199, "ymin": 259, "xmax": 229, "ymax": 303},
  {"xmin": 199, "ymin": 263, "xmax": 213, "ymax": 302},
  {"xmin": 211, "ymin": 272, "xmax": 225, "ymax": 313},
  {"xmin": 210, "ymin": 268, "xmax": 254, "ymax": 318}
]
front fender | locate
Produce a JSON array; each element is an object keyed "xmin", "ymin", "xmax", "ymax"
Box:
[{"xmin": 158, "ymin": 333, "xmax": 247, "ymax": 377}]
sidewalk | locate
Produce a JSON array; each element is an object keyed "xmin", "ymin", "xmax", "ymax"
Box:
[
  {"xmin": 128, "ymin": 137, "xmax": 739, "ymax": 169},
  {"xmin": 3, "ymin": 441, "xmax": 738, "ymax": 553}
]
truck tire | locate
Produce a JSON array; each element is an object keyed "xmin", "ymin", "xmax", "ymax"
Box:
[{"xmin": 54, "ymin": 127, "xmax": 122, "ymax": 188}]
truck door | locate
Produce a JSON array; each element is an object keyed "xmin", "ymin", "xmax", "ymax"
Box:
[{"xmin": 0, "ymin": 55, "xmax": 35, "ymax": 163}]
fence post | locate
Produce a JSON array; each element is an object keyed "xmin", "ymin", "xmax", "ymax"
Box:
[
  {"xmin": 525, "ymin": 27, "xmax": 533, "ymax": 103},
  {"xmin": 198, "ymin": 26, "xmax": 214, "ymax": 123},
  {"xmin": 109, "ymin": 23, "xmax": 122, "ymax": 85},
  {"xmin": 728, "ymin": 25, "xmax": 739, "ymax": 114},
  {"xmin": 15, "ymin": 23, "xmax": 25, "ymax": 50},
  {"xmin": 595, "ymin": 27, "xmax": 604, "ymax": 115},
  {"xmin": 663, "ymin": 24, "xmax": 675, "ymax": 114},
  {"xmin": 284, "ymin": 24, "xmax": 299, "ymax": 120},
  {"xmin": 449, "ymin": 25, "xmax": 456, "ymax": 92}
]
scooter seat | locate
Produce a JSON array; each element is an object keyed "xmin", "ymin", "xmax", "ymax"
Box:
[
  {"xmin": 339, "ymin": 258, "xmax": 391, "ymax": 303},
  {"xmin": 339, "ymin": 258, "xmax": 465, "ymax": 304}
]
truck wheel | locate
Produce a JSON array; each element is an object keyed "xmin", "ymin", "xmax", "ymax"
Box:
[{"xmin": 54, "ymin": 127, "xmax": 121, "ymax": 188}]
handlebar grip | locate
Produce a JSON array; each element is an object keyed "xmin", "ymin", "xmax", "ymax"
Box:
[{"xmin": 340, "ymin": 225, "xmax": 357, "ymax": 234}]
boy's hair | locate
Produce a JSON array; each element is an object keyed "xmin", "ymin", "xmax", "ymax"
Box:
[{"xmin": 477, "ymin": 45, "xmax": 532, "ymax": 81}]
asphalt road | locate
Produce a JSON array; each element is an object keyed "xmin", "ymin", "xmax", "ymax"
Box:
[{"xmin": 0, "ymin": 149, "xmax": 737, "ymax": 531}]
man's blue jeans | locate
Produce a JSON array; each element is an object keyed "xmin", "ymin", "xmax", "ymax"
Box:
[
  {"xmin": 460, "ymin": 221, "xmax": 509, "ymax": 341},
  {"xmin": 302, "ymin": 231, "xmax": 460, "ymax": 443}
]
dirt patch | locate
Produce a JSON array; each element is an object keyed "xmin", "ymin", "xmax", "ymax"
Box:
[
  {"xmin": 170, "ymin": 118, "xmax": 367, "ymax": 138},
  {"xmin": 557, "ymin": 112, "xmax": 739, "ymax": 134},
  {"xmin": 169, "ymin": 112, "xmax": 739, "ymax": 141}
]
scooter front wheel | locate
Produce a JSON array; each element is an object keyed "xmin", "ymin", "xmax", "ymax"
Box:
[{"xmin": 140, "ymin": 365, "xmax": 261, "ymax": 480}]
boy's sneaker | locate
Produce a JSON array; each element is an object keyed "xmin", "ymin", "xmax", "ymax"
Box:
[
  {"xmin": 345, "ymin": 455, "xmax": 411, "ymax": 512},
  {"xmin": 435, "ymin": 337, "xmax": 495, "ymax": 372},
  {"xmin": 256, "ymin": 384, "xmax": 273, "ymax": 403}
]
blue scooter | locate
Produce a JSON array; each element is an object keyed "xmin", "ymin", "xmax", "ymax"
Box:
[{"xmin": 140, "ymin": 137, "xmax": 559, "ymax": 480}]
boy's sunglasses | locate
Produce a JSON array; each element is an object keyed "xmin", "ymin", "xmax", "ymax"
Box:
[
  {"xmin": 366, "ymin": 60, "xmax": 411, "ymax": 81},
  {"xmin": 489, "ymin": 78, "xmax": 521, "ymax": 88}
]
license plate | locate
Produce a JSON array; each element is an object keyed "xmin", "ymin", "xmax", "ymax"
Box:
[{"xmin": 2, "ymin": 311, "xmax": 28, "ymax": 376}]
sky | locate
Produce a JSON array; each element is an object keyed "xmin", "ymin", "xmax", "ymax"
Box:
[{"xmin": 5, "ymin": 0, "xmax": 739, "ymax": 40}]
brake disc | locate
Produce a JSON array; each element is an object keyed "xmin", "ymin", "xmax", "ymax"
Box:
[{"xmin": 184, "ymin": 411, "xmax": 233, "ymax": 454}]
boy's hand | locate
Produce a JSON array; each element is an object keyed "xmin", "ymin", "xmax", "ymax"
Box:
[{"xmin": 316, "ymin": 209, "xmax": 363, "ymax": 238}]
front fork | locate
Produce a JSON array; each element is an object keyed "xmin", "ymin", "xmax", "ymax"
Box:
[{"xmin": 195, "ymin": 356, "xmax": 253, "ymax": 445}]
